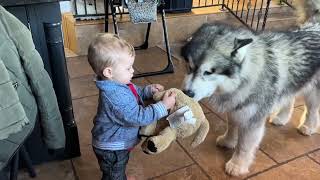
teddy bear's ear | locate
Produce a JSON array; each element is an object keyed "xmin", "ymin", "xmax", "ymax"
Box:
[{"xmin": 153, "ymin": 90, "xmax": 166, "ymax": 101}]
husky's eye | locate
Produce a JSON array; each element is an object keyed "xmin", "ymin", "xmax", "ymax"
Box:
[
  {"xmin": 221, "ymin": 69, "xmax": 232, "ymax": 76},
  {"xmin": 204, "ymin": 68, "xmax": 216, "ymax": 76}
]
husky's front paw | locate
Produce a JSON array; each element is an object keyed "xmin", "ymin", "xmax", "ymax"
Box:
[
  {"xmin": 298, "ymin": 125, "xmax": 317, "ymax": 136},
  {"xmin": 270, "ymin": 116, "xmax": 288, "ymax": 126},
  {"xmin": 225, "ymin": 159, "xmax": 249, "ymax": 176},
  {"xmin": 216, "ymin": 135, "xmax": 237, "ymax": 149}
]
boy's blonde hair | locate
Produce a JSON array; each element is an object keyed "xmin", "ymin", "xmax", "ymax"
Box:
[{"xmin": 87, "ymin": 33, "xmax": 135, "ymax": 77}]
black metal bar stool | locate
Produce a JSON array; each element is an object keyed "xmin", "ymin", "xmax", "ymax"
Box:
[{"xmin": 104, "ymin": 0, "xmax": 174, "ymax": 78}]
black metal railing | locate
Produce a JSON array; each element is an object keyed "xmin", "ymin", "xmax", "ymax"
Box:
[
  {"xmin": 221, "ymin": 0, "xmax": 272, "ymax": 31},
  {"xmin": 73, "ymin": 0, "xmax": 128, "ymax": 19},
  {"xmin": 72, "ymin": 0, "xmax": 277, "ymax": 31},
  {"xmin": 278, "ymin": 0, "xmax": 294, "ymax": 9},
  {"xmin": 192, "ymin": 0, "xmax": 223, "ymax": 8}
]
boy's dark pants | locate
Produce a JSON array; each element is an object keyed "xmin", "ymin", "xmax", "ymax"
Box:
[{"xmin": 93, "ymin": 147, "xmax": 130, "ymax": 180}]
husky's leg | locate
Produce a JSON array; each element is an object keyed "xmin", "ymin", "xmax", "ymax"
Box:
[
  {"xmin": 298, "ymin": 88, "xmax": 320, "ymax": 135},
  {"xmin": 270, "ymin": 99, "xmax": 295, "ymax": 126},
  {"xmin": 225, "ymin": 120, "xmax": 265, "ymax": 176},
  {"xmin": 216, "ymin": 115, "xmax": 238, "ymax": 149}
]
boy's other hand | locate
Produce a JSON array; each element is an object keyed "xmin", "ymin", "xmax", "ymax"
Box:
[
  {"xmin": 162, "ymin": 91, "xmax": 176, "ymax": 110},
  {"xmin": 151, "ymin": 84, "xmax": 164, "ymax": 94}
]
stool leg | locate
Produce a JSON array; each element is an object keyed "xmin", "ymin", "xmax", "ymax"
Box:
[
  {"xmin": 160, "ymin": 8, "xmax": 174, "ymax": 72},
  {"xmin": 110, "ymin": 0, "xmax": 119, "ymax": 35},
  {"xmin": 134, "ymin": 23, "xmax": 151, "ymax": 50},
  {"xmin": 10, "ymin": 152, "xmax": 19, "ymax": 180},
  {"xmin": 19, "ymin": 146, "xmax": 36, "ymax": 178},
  {"xmin": 132, "ymin": 9, "xmax": 174, "ymax": 78},
  {"xmin": 104, "ymin": 0, "xmax": 110, "ymax": 32}
]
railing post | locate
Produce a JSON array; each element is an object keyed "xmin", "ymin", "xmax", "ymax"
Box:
[{"xmin": 261, "ymin": 0, "xmax": 272, "ymax": 31}]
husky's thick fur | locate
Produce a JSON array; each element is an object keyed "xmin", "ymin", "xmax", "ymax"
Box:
[{"xmin": 181, "ymin": 4, "xmax": 320, "ymax": 176}]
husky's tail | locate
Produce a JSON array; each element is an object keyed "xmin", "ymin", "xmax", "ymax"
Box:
[{"xmin": 294, "ymin": 0, "xmax": 320, "ymax": 25}]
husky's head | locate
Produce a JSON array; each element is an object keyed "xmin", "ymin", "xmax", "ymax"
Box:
[{"xmin": 181, "ymin": 24, "xmax": 253, "ymax": 101}]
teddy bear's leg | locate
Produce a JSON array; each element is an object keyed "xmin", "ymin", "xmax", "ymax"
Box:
[
  {"xmin": 216, "ymin": 116, "xmax": 238, "ymax": 149},
  {"xmin": 143, "ymin": 127, "xmax": 177, "ymax": 154},
  {"xmin": 139, "ymin": 121, "xmax": 157, "ymax": 137},
  {"xmin": 191, "ymin": 118, "xmax": 210, "ymax": 147}
]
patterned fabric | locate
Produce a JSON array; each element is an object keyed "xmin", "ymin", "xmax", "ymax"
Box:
[{"xmin": 126, "ymin": 0, "xmax": 158, "ymax": 24}]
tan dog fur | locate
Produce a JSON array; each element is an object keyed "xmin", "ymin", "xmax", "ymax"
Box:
[{"xmin": 140, "ymin": 88, "xmax": 210, "ymax": 154}]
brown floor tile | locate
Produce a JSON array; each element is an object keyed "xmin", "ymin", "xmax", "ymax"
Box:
[
  {"xmin": 127, "ymin": 141, "xmax": 194, "ymax": 180},
  {"xmin": 248, "ymin": 156, "xmax": 320, "ymax": 180},
  {"xmin": 161, "ymin": 43, "xmax": 185, "ymax": 62},
  {"xmin": 18, "ymin": 160, "xmax": 75, "ymax": 180},
  {"xmin": 67, "ymin": 56, "xmax": 94, "ymax": 79},
  {"xmin": 309, "ymin": 150, "xmax": 320, "ymax": 164},
  {"xmin": 72, "ymin": 145, "xmax": 101, "ymax": 180},
  {"xmin": 165, "ymin": 15, "xmax": 207, "ymax": 43},
  {"xmin": 200, "ymin": 102, "xmax": 212, "ymax": 114},
  {"xmin": 261, "ymin": 108, "xmax": 320, "ymax": 163},
  {"xmin": 134, "ymin": 47, "xmax": 172, "ymax": 74},
  {"xmin": 178, "ymin": 113, "xmax": 276, "ymax": 180},
  {"xmin": 72, "ymin": 96, "xmax": 98, "ymax": 146},
  {"xmin": 153, "ymin": 164, "xmax": 210, "ymax": 180},
  {"xmin": 142, "ymin": 53, "xmax": 187, "ymax": 89},
  {"xmin": 294, "ymin": 96, "xmax": 305, "ymax": 108},
  {"xmin": 70, "ymin": 75, "xmax": 98, "ymax": 99}
]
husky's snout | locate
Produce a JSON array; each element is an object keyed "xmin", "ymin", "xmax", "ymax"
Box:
[{"xmin": 182, "ymin": 89, "xmax": 195, "ymax": 98}]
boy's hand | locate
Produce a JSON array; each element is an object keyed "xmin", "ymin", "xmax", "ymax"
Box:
[
  {"xmin": 151, "ymin": 84, "xmax": 164, "ymax": 94},
  {"xmin": 162, "ymin": 91, "xmax": 176, "ymax": 110}
]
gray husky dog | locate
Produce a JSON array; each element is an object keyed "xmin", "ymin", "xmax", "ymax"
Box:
[{"xmin": 181, "ymin": 21, "xmax": 320, "ymax": 175}]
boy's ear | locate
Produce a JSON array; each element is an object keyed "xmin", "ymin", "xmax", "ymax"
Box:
[{"xmin": 102, "ymin": 67, "xmax": 112, "ymax": 78}]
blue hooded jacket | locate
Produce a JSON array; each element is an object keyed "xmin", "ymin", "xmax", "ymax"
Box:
[{"xmin": 92, "ymin": 80, "xmax": 168, "ymax": 150}]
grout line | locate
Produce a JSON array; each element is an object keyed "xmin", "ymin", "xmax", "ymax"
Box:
[
  {"xmin": 245, "ymin": 147, "xmax": 320, "ymax": 179},
  {"xmin": 72, "ymin": 94, "xmax": 98, "ymax": 101},
  {"xmin": 69, "ymin": 74, "xmax": 95, "ymax": 80},
  {"xmin": 70, "ymin": 159, "xmax": 80, "ymax": 180},
  {"xmin": 148, "ymin": 163, "xmax": 195, "ymax": 180},
  {"xmin": 200, "ymin": 102, "xmax": 226, "ymax": 122},
  {"xmin": 174, "ymin": 141, "xmax": 212, "ymax": 180},
  {"xmin": 307, "ymin": 154, "xmax": 320, "ymax": 166},
  {"xmin": 259, "ymin": 148, "xmax": 278, "ymax": 164},
  {"xmin": 66, "ymin": 55, "xmax": 87, "ymax": 61}
]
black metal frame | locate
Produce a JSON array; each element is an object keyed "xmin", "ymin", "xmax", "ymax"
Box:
[
  {"xmin": 9, "ymin": 145, "xmax": 36, "ymax": 180},
  {"xmin": 278, "ymin": 0, "xmax": 295, "ymax": 9},
  {"xmin": 220, "ymin": 0, "xmax": 272, "ymax": 32},
  {"xmin": 75, "ymin": 0, "xmax": 274, "ymax": 32},
  {"xmin": 104, "ymin": 0, "xmax": 174, "ymax": 78}
]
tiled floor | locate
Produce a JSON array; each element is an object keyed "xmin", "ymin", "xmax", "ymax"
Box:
[{"xmin": 17, "ymin": 43, "xmax": 320, "ymax": 180}]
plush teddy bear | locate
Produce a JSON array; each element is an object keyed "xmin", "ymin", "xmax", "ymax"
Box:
[{"xmin": 140, "ymin": 88, "xmax": 210, "ymax": 154}]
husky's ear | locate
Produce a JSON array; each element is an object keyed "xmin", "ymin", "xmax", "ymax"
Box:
[{"xmin": 231, "ymin": 38, "xmax": 253, "ymax": 63}]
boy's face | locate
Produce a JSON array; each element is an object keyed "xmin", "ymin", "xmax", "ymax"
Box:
[{"xmin": 106, "ymin": 52, "xmax": 135, "ymax": 84}]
